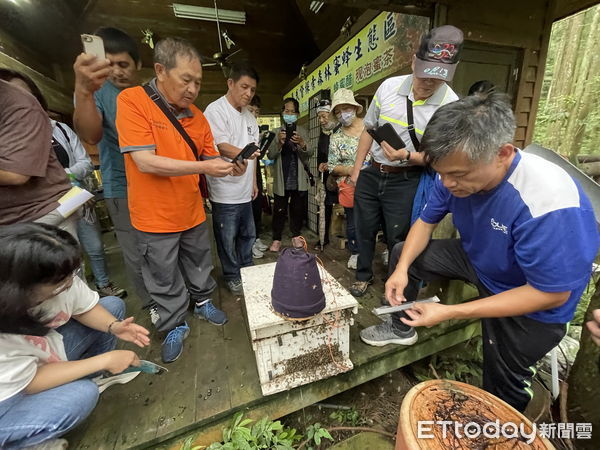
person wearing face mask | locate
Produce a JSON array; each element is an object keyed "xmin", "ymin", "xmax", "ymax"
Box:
[
  {"xmin": 315, "ymin": 98, "xmax": 340, "ymax": 250},
  {"xmin": 326, "ymin": 89, "xmax": 364, "ymax": 269},
  {"xmin": 267, "ymin": 98, "xmax": 314, "ymax": 252},
  {"xmin": 348, "ymin": 25, "xmax": 463, "ymax": 299}
]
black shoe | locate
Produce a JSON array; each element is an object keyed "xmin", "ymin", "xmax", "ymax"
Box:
[{"xmin": 350, "ymin": 278, "xmax": 373, "ymax": 297}]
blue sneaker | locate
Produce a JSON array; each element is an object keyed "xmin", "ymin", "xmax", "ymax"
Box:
[
  {"xmin": 161, "ymin": 322, "xmax": 190, "ymax": 363},
  {"xmin": 194, "ymin": 300, "xmax": 228, "ymax": 325}
]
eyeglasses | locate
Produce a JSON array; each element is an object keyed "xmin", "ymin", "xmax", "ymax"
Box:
[{"xmin": 50, "ymin": 272, "xmax": 77, "ymax": 296}]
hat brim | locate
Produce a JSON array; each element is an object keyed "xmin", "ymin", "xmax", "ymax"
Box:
[
  {"xmin": 414, "ymin": 58, "xmax": 458, "ymax": 82},
  {"xmin": 329, "ymin": 101, "xmax": 363, "ymax": 119}
]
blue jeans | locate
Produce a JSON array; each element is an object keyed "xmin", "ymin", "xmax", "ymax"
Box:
[
  {"xmin": 210, "ymin": 201, "xmax": 255, "ymax": 281},
  {"xmin": 344, "ymin": 207, "xmax": 358, "ymax": 255},
  {"xmin": 354, "ymin": 166, "xmax": 421, "ymax": 281},
  {"xmin": 77, "ymin": 218, "xmax": 109, "ymax": 287},
  {"xmin": 0, "ymin": 297, "xmax": 124, "ymax": 448}
]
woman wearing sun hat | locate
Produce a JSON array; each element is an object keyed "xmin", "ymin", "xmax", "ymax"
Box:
[{"xmin": 326, "ymin": 88, "xmax": 364, "ymax": 270}]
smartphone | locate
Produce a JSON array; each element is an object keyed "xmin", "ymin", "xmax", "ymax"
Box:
[
  {"xmin": 284, "ymin": 122, "xmax": 297, "ymax": 143},
  {"xmin": 81, "ymin": 34, "xmax": 106, "ymax": 60},
  {"xmin": 233, "ymin": 142, "xmax": 259, "ymax": 163},
  {"xmin": 259, "ymin": 131, "xmax": 275, "ymax": 152},
  {"xmin": 368, "ymin": 123, "xmax": 406, "ymax": 150}
]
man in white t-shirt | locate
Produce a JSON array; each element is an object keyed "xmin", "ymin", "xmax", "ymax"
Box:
[{"xmin": 204, "ymin": 63, "xmax": 260, "ymax": 294}]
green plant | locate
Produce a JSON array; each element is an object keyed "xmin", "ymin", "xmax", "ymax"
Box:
[
  {"xmin": 181, "ymin": 435, "xmax": 205, "ymax": 450},
  {"xmin": 302, "ymin": 423, "xmax": 333, "ymax": 450},
  {"xmin": 411, "ymin": 338, "xmax": 483, "ymax": 386},
  {"xmin": 328, "ymin": 407, "xmax": 361, "ymax": 427},
  {"xmin": 204, "ymin": 412, "xmax": 302, "ymax": 450}
]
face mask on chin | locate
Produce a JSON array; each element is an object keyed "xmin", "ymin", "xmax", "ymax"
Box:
[
  {"xmin": 337, "ymin": 110, "xmax": 356, "ymax": 127},
  {"xmin": 283, "ymin": 114, "xmax": 298, "ymax": 124}
]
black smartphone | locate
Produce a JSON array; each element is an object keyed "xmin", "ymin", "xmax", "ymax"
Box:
[
  {"xmin": 259, "ymin": 131, "xmax": 275, "ymax": 158},
  {"xmin": 284, "ymin": 122, "xmax": 297, "ymax": 143},
  {"xmin": 368, "ymin": 123, "xmax": 406, "ymax": 150},
  {"xmin": 233, "ymin": 142, "xmax": 259, "ymax": 163}
]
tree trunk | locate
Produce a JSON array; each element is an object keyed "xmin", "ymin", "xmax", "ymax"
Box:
[
  {"xmin": 578, "ymin": 155, "xmax": 600, "ymax": 164},
  {"xmin": 547, "ymin": 13, "xmax": 585, "ymax": 151},
  {"xmin": 564, "ymin": 8, "xmax": 599, "ymax": 162},
  {"xmin": 567, "ymin": 278, "xmax": 600, "ymax": 450}
]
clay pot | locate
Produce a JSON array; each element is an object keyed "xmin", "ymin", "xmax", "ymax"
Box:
[{"xmin": 396, "ymin": 380, "xmax": 555, "ymax": 449}]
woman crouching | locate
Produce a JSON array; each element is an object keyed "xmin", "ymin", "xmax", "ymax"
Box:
[{"xmin": 0, "ymin": 223, "xmax": 150, "ymax": 449}]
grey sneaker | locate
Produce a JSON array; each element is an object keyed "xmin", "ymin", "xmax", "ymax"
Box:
[
  {"xmin": 252, "ymin": 244, "xmax": 264, "ymax": 259},
  {"xmin": 226, "ymin": 279, "xmax": 244, "ymax": 295},
  {"xmin": 360, "ymin": 321, "xmax": 418, "ymax": 346},
  {"xmin": 254, "ymin": 238, "xmax": 268, "ymax": 252}
]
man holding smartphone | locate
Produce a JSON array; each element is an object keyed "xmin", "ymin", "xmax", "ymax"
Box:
[
  {"xmin": 116, "ymin": 38, "xmax": 243, "ymax": 363},
  {"xmin": 203, "ymin": 63, "xmax": 261, "ymax": 295},
  {"xmin": 73, "ymin": 27, "xmax": 151, "ymax": 307},
  {"xmin": 348, "ymin": 25, "xmax": 463, "ymax": 300}
]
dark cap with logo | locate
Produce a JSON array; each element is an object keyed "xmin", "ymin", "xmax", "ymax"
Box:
[{"xmin": 414, "ymin": 25, "xmax": 464, "ymax": 82}]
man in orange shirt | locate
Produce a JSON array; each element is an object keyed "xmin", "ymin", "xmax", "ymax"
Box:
[{"xmin": 116, "ymin": 37, "xmax": 245, "ymax": 363}]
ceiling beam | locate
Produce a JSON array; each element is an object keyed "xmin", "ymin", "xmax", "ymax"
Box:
[{"xmin": 322, "ymin": 0, "xmax": 435, "ymax": 16}]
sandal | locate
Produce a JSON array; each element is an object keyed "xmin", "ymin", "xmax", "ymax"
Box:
[{"xmin": 269, "ymin": 240, "xmax": 282, "ymax": 252}]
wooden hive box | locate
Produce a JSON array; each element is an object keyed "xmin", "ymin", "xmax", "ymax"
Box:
[{"xmin": 241, "ymin": 262, "xmax": 359, "ymax": 396}]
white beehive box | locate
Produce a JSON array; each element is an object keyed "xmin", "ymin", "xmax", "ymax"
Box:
[{"xmin": 241, "ymin": 262, "xmax": 359, "ymax": 396}]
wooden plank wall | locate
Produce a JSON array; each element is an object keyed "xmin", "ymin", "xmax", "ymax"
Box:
[{"xmin": 445, "ymin": 0, "xmax": 554, "ymax": 148}]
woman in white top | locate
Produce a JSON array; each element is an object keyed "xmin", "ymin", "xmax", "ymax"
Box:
[{"xmin": 0, "ymin": 223, "xmax": 150, "ymax": 449}]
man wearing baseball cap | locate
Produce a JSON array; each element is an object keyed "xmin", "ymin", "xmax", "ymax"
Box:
[{"xmin": 348, "ymin": 25, "xmax": 463, "ymax": 310}]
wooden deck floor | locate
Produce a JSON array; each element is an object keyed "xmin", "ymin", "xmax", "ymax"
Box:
[{"xmin": 67, "ymin": 225, "xmax": 479, "ymax": 450}]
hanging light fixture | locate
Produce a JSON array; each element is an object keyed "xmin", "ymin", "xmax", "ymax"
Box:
[{"xmin": 172, "ymin": 3, "xmax": 246, "ymax": 25}]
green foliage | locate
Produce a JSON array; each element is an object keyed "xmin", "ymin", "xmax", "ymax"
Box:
[
  {"xmin": 328, "ymin": 407, "xmax": 361, "ymax": 427},
  {"xmin": 304, "ymin": 423, "xmax": 333, "ymax": 450},
  {"xmin": 181, "ymin": 435, "xmax": 205, "ymax": 450},
  {"xmin": 203, "ymin": 412, "xmax": 302, "ymax": 450},
  {"xmin": 411, "ymin": 338, "xmax": 483, "ymax": 386},
  {"xmin": 533, "ymin": 6, "xmax": 600, "ymax": 158}
]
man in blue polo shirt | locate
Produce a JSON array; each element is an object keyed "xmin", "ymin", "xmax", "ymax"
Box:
[{"xmin": 360, "ymin": 92, "xmax": 599, "ymax": 412}]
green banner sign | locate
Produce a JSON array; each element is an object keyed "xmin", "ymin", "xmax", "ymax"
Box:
[{"xmin": 285, "ymin": 12, "xmax": 429, "ymax": 117}]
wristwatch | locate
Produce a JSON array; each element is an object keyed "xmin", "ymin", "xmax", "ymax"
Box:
[{"xmin": 401, "ymin": 150, "xmax": 411, "ymax": 163}]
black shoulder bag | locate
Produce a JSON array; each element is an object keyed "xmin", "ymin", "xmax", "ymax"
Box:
[{"xmin": 142, "ymin": 84, "xmax": 210, "ymax": 198}]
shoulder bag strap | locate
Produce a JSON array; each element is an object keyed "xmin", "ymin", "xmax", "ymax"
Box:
[
  {"xmin": 55, "ymin": 122, "xmax": 70, "ymax": 143},
  {"xmin": 406, "ymin": 98, "xmax": 420, "ymax": 151},
  {"xmin": 299, "ymin": 156, "xmax": 316, "ymax": 187},
  {"xmin": 142, "ymin": 84, "xmax": 199, "ymax": 159}
]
